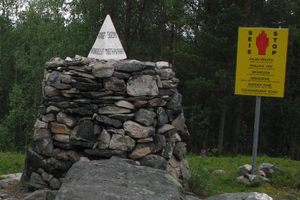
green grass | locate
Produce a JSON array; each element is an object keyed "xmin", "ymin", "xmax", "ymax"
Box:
[
  {"xmin": 0, "ymin": 152, "xmax": 25, "ymax": 176},
  {"xmin": 187, "ymin": 155, "xmax": 300, "ymax": 200}
]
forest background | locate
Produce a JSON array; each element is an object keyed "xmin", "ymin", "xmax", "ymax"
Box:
[{"xmin": 1, "ymin": 0, "xmax": 300, "ymax": 160}]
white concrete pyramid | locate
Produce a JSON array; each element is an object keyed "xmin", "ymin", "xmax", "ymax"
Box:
[{"xmin": 88, "ymin": 15, "xmax": 127, "ymax": 60}]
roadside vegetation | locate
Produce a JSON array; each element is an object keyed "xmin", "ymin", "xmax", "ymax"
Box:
[
  {"xmin": 0, "ymin": 152, "xmax": 25, "ymax": 177},
  {"xmin": 188, "ymin": 155, "xmax": 300, "ymax": 200}
]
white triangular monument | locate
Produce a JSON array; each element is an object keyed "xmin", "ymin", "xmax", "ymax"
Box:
[{"xmin": 88, "ymin": 15, "xmax": 127, "ymax": 60}]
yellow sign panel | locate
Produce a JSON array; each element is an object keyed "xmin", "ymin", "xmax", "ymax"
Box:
[{"xmin": 235, "ymin": 27, "xmax": 288, "ymax": 97}]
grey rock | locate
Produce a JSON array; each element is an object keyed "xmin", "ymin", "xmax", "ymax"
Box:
[
  {"xmin": 132, "ymin": 69, "xmax": 156, "ymax": 76},
  {"xmin": 98, "ymin": 129, "xmax": 111, "ymax": 149},
  {"xmin": 113, "ymin": 71, "xmax": 131, "ymax": 79},
  {"xmin": 115, "ymin": 60, "xmax": 145, "ymax": 72},
  {"xmin": 172, "ymin": 113, "xmax": 189, "ymax": 137},
  {"xmin": 135, "ymin": 109, "xmax": 156, "ymax": 126},
  {"xmin": 162, "ymin": 142, "xmax": 175, "ymax": 159},
  {"xmin": 186, "ymin": 195, "xmax": 201, "ymax": 200},
  {"xmin": 155, "ymin": 68, "xmax": 175, "ymax": 80},
  {"xmin": 84, "ymin": 149, "xmax": 126, "ymax": 158},
  {"xmin": 66, "ymin": 105, "xmax": 96, "ymax": 116},
  {"xmin": 104, "ymin": 77, "xmax": 126, "ymax": 92},
  {"xmin": 41, "ymin": 114, "xmax": 56, "ymax": 123},
  {"xmin": 71, "ymin": 81, "xmax": 101, "ymax": 91},
  {"xmin": 156, "ymin": 61, "xmax": 170, "ymax": 69},
  {"xmin": 52, "ymin": 149, "xmax": 81, "ymax": 162},
  {"xmin": 148, "ymin": 98, "xmax": 167, "ymax": 107},
  {"xmin": 24, "ymin": 189, "xmax": 57, "ymax": 200},
  {"xmin": 115, "ymin": 100, "xmax": 135, "ymax": 109},
  {"xmin": 46, "ymin": 71, "xmax": 60, "ymax": 83},
  {"xmin": 109, "ymin": 134, "xmax": 135, "ymax": 151},
  {"xmin": 158, "ymin": 124, "xmax": 176, "ymax": 134},
  {"xmin": 53, "ymin": 134, "xmax": 70, "ymax": 143},
  {"xmin": 124, "ymin": 120, "xmax": 155, "ymax": 139},
  {"xmin": 49, "ymin": 177, "xmax": 61, "ymax": 190},
  {"xmin": 167, "ymin": 92, "xmax": 182, "ymax": 110},
  {"xmin": 60, "ymin": 74, "xmax": 72, "ymax": 84},
  {"xmin": 127, "ymin": 75, "xmax": 159, "ymax": 96},
  {"xmin": 29, "ymin": 172, "xmax": 48, "ymax": 190},
  {"xmin": 99, "ymin": 106, "xmax": 131, "ymax": 114},
  {"xmin": 161, "ymin": 80, "xmax": 178, "ymax": 88},
  {"xmin": 238, "ymin": 164, "xmax": 252, "ymax": 176},
  {"xmin": 137, "ymin": 137, "xmax": 154, "ymax": 143},
  {"xmin": 92, "ymin": 62, "xmax": 114, "ymax": 78},
  {"xmin": 94, "ymin": 114, "xmax": 122, "ymax": 128},
  {"xmin": 56, "ymin": 112, "xmax": 76, "ymax": 128},
  {"xmin": 157, "ymin": 107, "xmax": 169, "ymax": 126},
  {"xmin": 107, "ymin": 128, "xmax": 125, "ymax": 135},
  {"xmin": 205, "ymin": 192, "xmax": 273, "ymax": 200},
  {"xmin": 71, "ymin": 120, "xmax": 97, "ymax": 142},
  {"xmin": 44, "ymin": 86, "xmax": 60, "ymax": 97},
  {"xmin": 180, "ymin": 159, "xmax": 191, "ymax": 180},
  {"xmin": 173, "ymin": 142, "xmax": 187, "ymax": 161},
  {"xmin": 33, "ymin": 129, "xmax": 53, "ymax": 156},
  {"xmin": 69, "ymin": 70, "xmax": 95, "ymax": 80},
  {"xmin": 46, "ymin": 106, "xmax": 60, "ymax": 114},
  {"xmin": 55, "ymin": 158, "xmax": 186, "ymax": 200},
  {"xmin": 140, "ymin": 154, "xmax": 167, "ymax": 170},
  {"xmin": 34, "ymin": 120, "xmax": 48, "ymax": 129},
  {"xmin": 109, "ymin": 113, "xmax": 135, "ymax": 121},
  {"xmin": 258, "ymin": 163, "xmax": 283, "ymax": 177},
  {"xmin": 50, "ymin": 82, "xmax": 71, "ymax": 90}
]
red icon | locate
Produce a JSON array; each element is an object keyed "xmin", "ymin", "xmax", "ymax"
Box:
[{"xmin": 256, "ymin": 31, "xmax": 269, "ymax": 55}]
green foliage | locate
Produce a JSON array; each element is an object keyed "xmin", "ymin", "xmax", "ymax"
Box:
[
  {"xmin": 0, "ymin": 152, "xmax": 25, "ymax": 176},
  {"xmin": 187, "ymin": 155, "xmax": 300, "ymax": 199}
]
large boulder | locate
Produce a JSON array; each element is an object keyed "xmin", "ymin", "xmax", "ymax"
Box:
[
  {"xmin": 205, "ymin": 192, "xmax": 273, "ymax": 200},
  {"xmin": 55, "ymin": 157, "xmax": 191, "ymax": 200}
]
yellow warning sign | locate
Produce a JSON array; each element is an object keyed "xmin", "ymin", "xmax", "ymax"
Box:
[{"xmin": 235, "ymin": 27, "xmax": 288, "ymax": 97}]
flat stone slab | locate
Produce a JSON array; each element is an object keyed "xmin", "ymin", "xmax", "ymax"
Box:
[
  {"xmin": 55, "ymin": 157, "xmax": 187, "ymax": 200},
  {"xmin": 205, "ymin": 192, "xmax": 273, "ymax": 200}
]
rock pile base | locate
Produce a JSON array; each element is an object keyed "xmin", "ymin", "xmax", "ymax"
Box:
[{"xmin": 21, "ymin": 56, "xmax": 190, "ymax": 190}]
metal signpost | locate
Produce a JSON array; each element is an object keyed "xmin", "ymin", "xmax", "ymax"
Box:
[{"xmin": 235, "ymin": 27, "xmax": 288, "ymax": 175}]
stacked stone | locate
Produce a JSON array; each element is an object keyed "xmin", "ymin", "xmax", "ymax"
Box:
[{"xmin": 22, "ymin": 56, "xmax": 190, "ymax": 190}]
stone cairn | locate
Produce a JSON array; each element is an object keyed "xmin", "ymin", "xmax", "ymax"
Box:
[{"xmin": 22, "ymin": 56, "xmax": 190, "ymax": 190}]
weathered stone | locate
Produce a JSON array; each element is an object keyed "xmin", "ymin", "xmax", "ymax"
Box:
[
  {"xmin": 109, "ymin": 134, "xmax": 135, "ymax": 151},
  {"xmin": 57, "ymin": 112, "xmax": 76, "ymax": 128},
  {"xmin": 238, "ymin": 164, "xmax": 252, "ymax": 176},
  {"xmin": 168, "ymin": 132, "xmax": 182, "ymax": 142},
  {"xmin": 46, "ymin": 71, "xmax": 60, "ymax": 83},
  {"xmin": 205, "ymin": 192, "xmax": 273, "ymax": 200},
  {"xmin": 52, "ymin": 149, "xmax": 81, "ymax": 162},
  {"xmin": 113, "ymin": 71, "xmax": 131, "ymax": 79},
  {"xmin": 60, "ymin": 74, "xmax": 72, "ymax": 84},
  {"xmin": 53, "ymin": 134, "xmax": 70, "ymax": 143},
  {"xmin": 162, "ymin": 142, "xmax": 175, "ymax": 159},
  {"xmin": 91, "ymin": 62, "xmax": 114, "ymax": 78},
  {"xmin": 82, "ymin": 91, "xmax": 113, "ymax": 98},
  {"xmin": 161, "ymin": 80, "xmax": 178, "ymax": 88},
  {"xmin": 173, "ymin": 142, "xmax": 187, "ymax": 161},
  {"xmin": 172, "ymin": 113, "xmax": 189, "ymax": 136},
  {"xmin": 167, "ymin": 92, "xmax": 182, "ymax": 110},
  {"xmin": 107, "ymin": 128, "xmax": 125, "ymax": 135},
  {"xmin": 50, "ymin": 122, "xmax": 71, "ymax": 135},
  {"xmin": 135, "ymin": 109, "xmax": 156, "ymax": 126},
  {"xmin": 158, "ymin": 124, "xmax": 176, "ymax": 134},
  {"xmin": 104, "ymin": 77, "xmax": 126, "ymax": 92},
  {"xmin": 73, "ymin": 98, "xmax": 92, "ymax": 104},
  {"xmin": 94, "ymin": 114, "xmax": 122, "ymax": 128},
  {"xmin": 41, "ymin": 114, "xmax": 56, "ymax": 123},
  {"xmin": 71, "ymin": 120, "xmax": 97, "ymax": 142},
  {"xmin": 148, "ymin": 98, "xmax": 167, "ymax": 107},
  {"xmin": 66, "ymin": 104, "xmax": 97, "ymax": 116},
  {"xmin": 84, "ymin": 149, "xmax": 126, "ymax": 158},
  {"xmin": 132, "ymin": 69, "xmax": 156, "ymax": 76},
  {"xmin": 140, "ymin": 154, "xmax": 167, "ymax": 170},
  {"xmin": 152, "ymin": 134, "xmax": 166, "ymax": 153},
  {"xmin": 99, "ymin": 106, "xmax": 131, "ymax": 114},
  {"xmin": 72, "ymin": 76, "xmax": 96, "ymax": 83},
  {"xmin": 133, "ymin": 100, "xmax": 148, "ymax": 108},
  {"xmin": 55, "ymin": 158, "xmax": 186, "ymax": 200},
  {"xmin": 49, "ymin": 177, "xmax": 61, "ymax": 190},
  {"xmin": 98, "ymin": 129, "xmax": 111, "ymax": 149},
  {"xmin": 108, "ymin": 113, "xmax": 135, "ymax": 121},
  {"xmin": 46, "ymin": 106, "xmax": 60, "ymax": 113},
  {"xmin": 129, "ymin": 144, "xmax": 152, "ymax": 159},
  {"xmin": 127, "ymin": 75, "xmax": 159, "ymax": 96},
  {"xmin": 258, "ymin": 163, "xmax": 283, "ymax": 177},
  {"xmin": 155, "ymin": 68, "xmax": 175, "ymax": 80},
  {"xmin": 32, "ymin": 129, "xmax": 53, "ymax": 156},
  {"xmin": 44, "ymin": 157, "xmax": 73, "ymax": 176},
  {"xmin": 24, "ymin": 189, "xmax": 57, "ymax": 200},
  {"xmin": 115, "ymin": 100, "xmax": 135, "ymax": 109},
  {"xmin": 180, "ymin": 159, "xmax": 191, "ymax": 180},
  {"xmin": 115, "ymin": 60, "xmax": 145, "ymax": 72},
  {"xmin": 34, "ymin": 119, "xmax": 48, "ymax": 129},
  {"xmin": 50, "ymin": 81, "xmax": 72, "ymax": 90},
  {"xmin": 156, "ymin": 61, "xmax": 170, "ymax": 69},
  {"xmin": 157, "ymin": 107, "xmax": 169, "ymax": 126},
  {"xmin": 44, "ymin": 86, "xmax": 60, "ymax": 97},
  {"xmin": 137, "ymin": 137, "xmax": 153, "ymax": 143},
  {"xmin": 29, "ymin": 172, "xmax": 47, "ymax": 190},
  {"xmin": 71, "ymin": 81, "xmax": 101, "ymax": 91},
  {"xmin": 124, "ymin": 120, "xmax": 154, "ymax": 139},
  {"xmin": 69, "ymin": 70, "xmax": 95, "ymax": 80}
]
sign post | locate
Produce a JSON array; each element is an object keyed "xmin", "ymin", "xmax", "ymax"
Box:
[{"xmin": 235, "ymin": 27, "xmax": 288, "ymax": 175}]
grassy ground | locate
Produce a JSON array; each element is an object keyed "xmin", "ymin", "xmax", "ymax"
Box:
[
  {"xmin": 187, "ymin": 155, "xmax": 300, "ymax": 200},
  {"xmin": 0, "ymin": 152, "xmax": 25, "ymax": 176}
]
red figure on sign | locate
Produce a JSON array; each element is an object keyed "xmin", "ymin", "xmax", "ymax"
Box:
[{"xmin": 256, "ymin": 31, "xmax": 269, "ymax": 55}]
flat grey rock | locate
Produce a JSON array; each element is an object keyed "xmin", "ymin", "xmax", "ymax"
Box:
[
  {"xmin": 55, "ymin": 157, "xmax": 187, "ymax": 200},
  {"xmin": 205, "ymin": 192, "xmax": 273, "ymax": 200}
]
